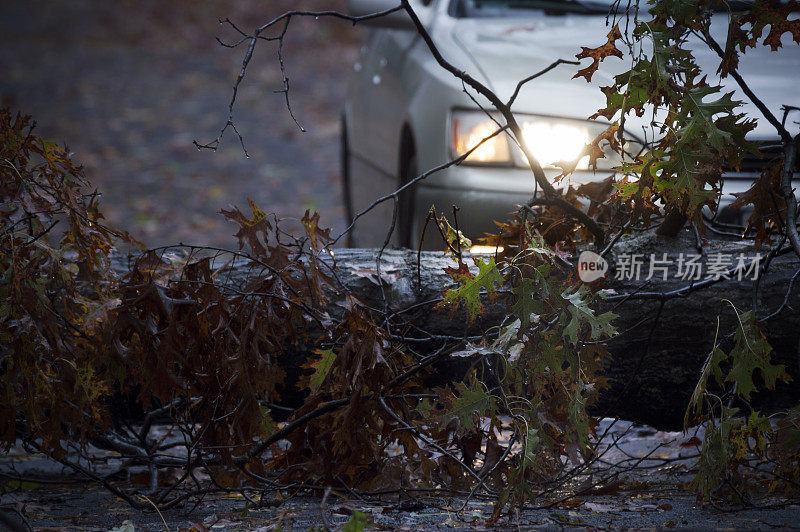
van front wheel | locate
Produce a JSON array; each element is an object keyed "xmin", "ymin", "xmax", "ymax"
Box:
[{"xmin": 398, "ymin": 153, "xmax": 418, "ymax": 248}]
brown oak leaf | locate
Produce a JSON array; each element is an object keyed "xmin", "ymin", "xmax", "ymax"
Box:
[
  {"xmin": 739, "ymin": 0, "xmax": 800, "ymax": 51},
  {"xmin": 573, "ymin": 24, "xmax": 624, "ymax": 82},
  {"xmin": 729, "ymin": 161, "xmax": 785, "ymax": 247},
  {"xmin": 220, "ymin": 198, "xmax": 272, "ymax": 257}
]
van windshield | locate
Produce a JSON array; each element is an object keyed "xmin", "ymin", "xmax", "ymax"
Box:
[{"xmin": 449, "ymin": 0, "xmax": 755, "ymax": 18}]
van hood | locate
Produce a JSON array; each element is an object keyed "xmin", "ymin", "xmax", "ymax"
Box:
[{"xmin": 446, "ymin": 14, "xmax": 800, "ymax": 138}]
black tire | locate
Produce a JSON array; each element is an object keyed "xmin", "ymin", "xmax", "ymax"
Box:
[
  {"xmin": 398, "ymin": 153, "xmax": 418, "ymax": 248},
  {"xmin": 340, "ymin": 115, "xmax": 354, "ymax": 247}
]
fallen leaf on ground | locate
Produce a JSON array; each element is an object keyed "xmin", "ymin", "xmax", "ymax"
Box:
[{"xmin": 584, "ymin": 502, "xmax": 614, "ymax": 513}]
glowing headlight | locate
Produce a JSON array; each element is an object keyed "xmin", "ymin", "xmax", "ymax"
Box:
[
  {"xmin": 451, "ymin": 111, "xmax": 631, "ymax": 171},
  {"xmin": 451, "ymin": 111, "xmax": 512, "ymax": 164},
  {"xmin": 520, "ymin": 121, "xmax": 590, "ymax": 169}
]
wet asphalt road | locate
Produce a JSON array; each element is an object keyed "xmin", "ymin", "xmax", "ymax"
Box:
[
  {"xmin": 3, "ymin": 419, "xmax": 800, "ymax": 530},
  {"xmin": 0, "ymin": 0, "xmax": 358, "ymax": 248}
]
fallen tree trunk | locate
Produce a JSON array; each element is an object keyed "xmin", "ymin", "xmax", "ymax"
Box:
[
  {"xmin": 593, "ymin": 231, "xmax": 800, "ymax": 428},
  {"xmin": 110, "ymin": 229, "xmax": 800, "ymax": 428},
  {"xmin": 331, "ymin": 232, "xmax": 800, "ymax": 428}
]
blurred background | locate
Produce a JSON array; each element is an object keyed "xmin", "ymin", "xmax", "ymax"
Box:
[{"xmin": 0, "ymin": 0, "xmax": 358, "ymax": 247}]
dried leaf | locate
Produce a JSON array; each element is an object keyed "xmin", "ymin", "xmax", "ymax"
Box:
[
  {"xmin": 220, "ymin": 199, "xmax": 272, "ymax": 257},
  {"xmin": 573, "ymin": 24, "xmax": 624, "ymax": 82}
]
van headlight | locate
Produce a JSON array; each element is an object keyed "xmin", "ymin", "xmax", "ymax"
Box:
[
  {"xmin": 450, "ymin": 111, "xmax": 513, "ymax": 165},
  {"xmin": 519, "ymin": 120, "xmax": 591, "ymax": 169},
  {"xmin": 450, "ymin": 110, "xmax": 630, "ymax": 170}
]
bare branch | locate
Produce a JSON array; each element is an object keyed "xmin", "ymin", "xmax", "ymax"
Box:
[
  {"xmin": 195, "ymin": 5, "xmax": 405, "ymax": 153},
  {"xmin": 780, "ymin": 135, "xmax": 800, "ymax": 258},
  {"xmin": 699, "ymin": 26, "xmax": 792, "ymax": 143}
]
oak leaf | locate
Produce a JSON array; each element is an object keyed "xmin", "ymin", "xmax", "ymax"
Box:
[
  {"xmin": 220, "ymin": 199, "xmax": 272, "ymax": 257},
  {"xmin": 303, "ymin": 348, "xmax": 337, "ymax": 393},
  {"xmin": 740, "ymin": 0, "xmax": 800, "ymax": 51},
  {"xmin": 574, "ymin": 24, "xmax": 624, "ymax": 82},
  {"xmin": 730, "ymin": 161, "xmax": 785, "ymax": 247},
  {"xmin": 436, "ymin": 257, "xmax": 503, "ymax": 322}
]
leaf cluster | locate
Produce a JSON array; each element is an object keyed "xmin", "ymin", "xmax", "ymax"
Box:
[
  {"xmin": 429, "ymin": 231, "xmax": 617, "ymax": 515},
  {"xmin": 594, "ymin": 0, "xmax": 760, "ymax": 224},
  {"xmin": 0, "ymin": 109, "xmax": 136, "ymax": 453},
  {"xmin": 686, "ymin": 304, "xmax": 796, "ymax": 501}
]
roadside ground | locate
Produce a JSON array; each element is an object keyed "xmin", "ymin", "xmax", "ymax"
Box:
[
  {"xmin": 0, "ymin": 0, "xmax": 357, "ymax": 248},
  {"xmin": 3, "ymin": 420, "xmax": 799, "ymax": 530}
]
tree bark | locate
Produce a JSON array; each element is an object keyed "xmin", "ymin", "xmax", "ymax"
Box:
[
  {"xmin": 110, "ymin": 228, "xmax": 800, "ymax": 429},
  {"xmin": 655, "ymin": 207, "xmax": 687, "ymax": 237}
]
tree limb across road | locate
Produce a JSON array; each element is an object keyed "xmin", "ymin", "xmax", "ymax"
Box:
[{"xmin": 110, "ymin": 228, "xmax": 800, "ymax": 429}]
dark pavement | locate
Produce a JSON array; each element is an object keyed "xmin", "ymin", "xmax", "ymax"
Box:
[
  {"xmin": 0, "ymin": 0, "xmax": 358, "ymax": 248},
  {"xmin": 3, "ymin": 419, "xmax": 800, "ymax": 530}
]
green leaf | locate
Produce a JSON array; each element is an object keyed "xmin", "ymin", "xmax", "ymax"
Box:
[
  {"xmin": 446, "ymin": 378, "xmax": 496, "ymax": 434},
  {"xmin": 259, "ymin": 405, "xmax": 278, "ymax": 437},
  {"xmin": 685, "ymin": 346, "xmax": 727, "ymax": 428},
  {"xmin": 304, "ymin": 348, "xmax": 336, "ymax": 393},
  {"xmin": 725, "ymin": 310, "xmax": 790, "ymax": 400},
  {"xmin": 439, "ymin": 215, "xmax": 472, "ymax": 251},
  {"xmin": 776, "ymin": 405, "xmax": 800, "ymax": 457},
  {"xmin": 558, "ymin": 382, "xmax": 594, "ymax": 464},
  {"xmin": 561, "ymin": 286, "xmax": 616, "ymax": 346},
  {"xmin": 522, "ymin": 427, "xmax": 541, "ymax": 470},
  {"xmin": 686, "ymin": 308, "xmax": 790, "ymax": 428},
  {"xmin": 691, "ymin": 408, "xmax": 742, "ymax": 501},
  {"xmin": 416, "ymin": 398, "xmax": 434, "ymax": 419},
  {"xmin": 436, "ymin": 257, "xmax": 503, "ymax": 322},
  {"xmin": 497, "ymin": 319, "xmax": 521, "ymax": 347},
  {"xmin": 732, "ymin": 411, "xmax": 771, "ymax": 458},
  {"xmin": 594, "ymin": 5, "xmax": 759, "ymax": 221},
  {"xmin": 511, "ymin": 278, "xmax": 543, "ymax": 330},
  {"xmin": 343, "ymin": 510, "xmax": 370, "ymax": 532}
]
